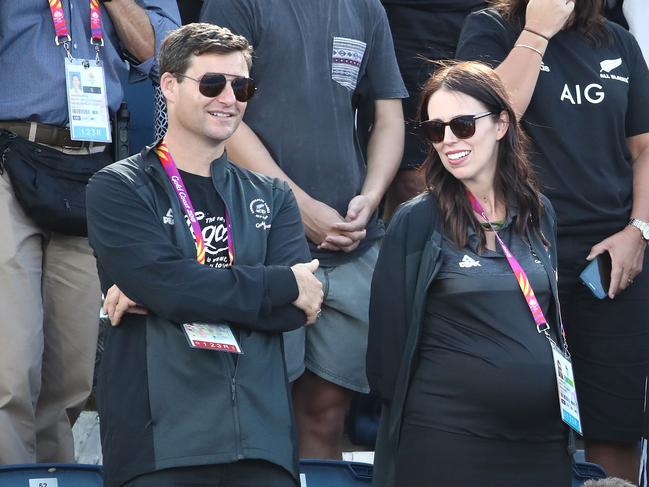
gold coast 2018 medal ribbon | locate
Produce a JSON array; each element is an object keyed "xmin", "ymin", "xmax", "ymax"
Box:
[{"xmin": 155, "ymin": 141, "xmax": 234, "ymax": 266}]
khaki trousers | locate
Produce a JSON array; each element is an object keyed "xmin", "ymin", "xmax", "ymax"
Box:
[{"xmin": 0, "ymin": 165, "xmax": 100, "ymax": 463}]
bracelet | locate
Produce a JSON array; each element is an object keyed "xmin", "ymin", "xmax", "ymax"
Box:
[
  {"xmin": 523, "ymin": 27, "xmax": 550, "ymax": 42},
  {"xmin": 514, "ymin": 44, "xmax": 544, "ymax": 58}
]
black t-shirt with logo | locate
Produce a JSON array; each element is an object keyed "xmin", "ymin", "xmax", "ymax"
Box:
[
  {"xmin": 456, "ymin": 10, "xmax": 649, "ymax": 249},
  {"xmin": 178, "ymin": 169, "xmax": 230, "ymax": 269},
  {"xmin": 406, "ymin": 215, "xmax": 565, "ymax": 442}
]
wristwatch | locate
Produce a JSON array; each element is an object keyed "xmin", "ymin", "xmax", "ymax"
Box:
[{"xmin": 629, "ymin": 218, "xmax": 649, "ymax": 242}]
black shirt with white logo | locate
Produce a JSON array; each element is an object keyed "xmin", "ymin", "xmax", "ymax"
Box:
[
  {"xmin": 406, "ymin": 212, "xmax": 565, "ymax": 442},
  {"xmin": 456, "ymin": 10, "xmax": 649, "ymax": 246},
  {"xmin": 178, "ymin": 169, "xmax": 230, "ymax": 269}
]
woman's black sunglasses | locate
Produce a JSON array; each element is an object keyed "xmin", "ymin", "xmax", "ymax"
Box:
[
  {"xmin": 176, "ymin": 72, "xmax": 257, "ymax": 102},
  {"xmin": 419, "ymin": 111, "xmax": 495, "ymax": 143}
]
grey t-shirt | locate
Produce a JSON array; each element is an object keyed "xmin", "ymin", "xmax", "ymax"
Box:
[{"xmin": 201, "ymin": 0, "xmax": 408, "ymax": 265}]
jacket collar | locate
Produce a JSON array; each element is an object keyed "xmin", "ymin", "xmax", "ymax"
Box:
[{"xmin": 141, "ymin": 139, "xmax": 231, "ymax": 186}]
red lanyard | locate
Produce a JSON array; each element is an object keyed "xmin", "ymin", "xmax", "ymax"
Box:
[
  {"xmin": 467, "ymin": 191, "xmax": 568, "ymax": 348},
  {"xmin": 154, "ymin": 141, "xmax": 235, "ymax": 266},
  {"xmin": 48, "ymin": 1, "xmax": 104, "ymax": 54}
]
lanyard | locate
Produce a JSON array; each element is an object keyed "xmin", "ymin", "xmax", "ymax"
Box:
[
  {"xmin": 48, "ymin": 0, "xmax": 104, "ymax": 61},
  {"xmin": 467, "ymin": 191, "xmax": 568, "ymax": 349},
  {"xmin": 154, "ymin": 141, "xmax": 235, "ymax": 266}
]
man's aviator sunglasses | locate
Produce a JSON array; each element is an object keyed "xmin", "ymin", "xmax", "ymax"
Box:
[
  {"xmin": 175, "ymin": 73, "xmax": 257, "ymax": 102},
  {"xmin": 420, "ymin": 111, "xmax": 496, "ymax": 143}
]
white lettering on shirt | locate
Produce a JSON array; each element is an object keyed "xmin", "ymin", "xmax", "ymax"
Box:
[{"xmin": 560, "ymin": 84, "xmax": 605, "ymax": 105}]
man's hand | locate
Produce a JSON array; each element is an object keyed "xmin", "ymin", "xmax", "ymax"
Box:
[
  {"xmin": 587, "ymin": 226, "xmax": 647, "ymax": 299},
  {"xmin": 290, "ymin": 259, "xmax": 324, "ymax": 325},
  {"xmin": 525, "ymin": 0, "xmax": 575, "ymax": 39},
  {"xmin": 103, "ymin": 284, "xmax": 149, "ymax": 326},
  {"xmin": 320, "ymin": 194, "xmax": 375, "ymax": 253},
  {"xmin": 301, "ymin": 198, "xmax": 356, "ymax": 251}
]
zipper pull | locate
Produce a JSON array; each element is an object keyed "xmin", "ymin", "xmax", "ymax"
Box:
[{"xmin": 231, "ymin": 377, "xmax": 236, "ymax": 402}]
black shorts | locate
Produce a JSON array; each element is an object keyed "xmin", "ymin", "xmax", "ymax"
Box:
[{"xmin": 557, "ymin": 236, "xmax": 649, "ymax": 443}]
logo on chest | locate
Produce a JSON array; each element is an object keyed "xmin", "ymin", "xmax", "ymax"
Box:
[
  {"xmin": 560, "ymin": 83, "xmax": 605, "ymax": 105},
  {"xmin": 163, "ymin": 208, "xmax": 175, "ymax": 225},
  {"xmin": 459, "ymin": 255, "xmax": 481, "ymax": 268},
  {"xmin": 250, "ymin": 198, "xmax": 271, "ymax": 230},
  {"xmin": 599, "ymin": 58, "xmax": 629, "ymax": 84}
]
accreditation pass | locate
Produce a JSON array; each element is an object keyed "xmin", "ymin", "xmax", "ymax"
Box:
[
  {"xmin": 64, "ymin": 58, "xmax": 112, "ymax": 143},
  {"xmin": 182, "ymin": 322, "xmax": 242, "ymax": 354},
  {"xmin": 551, "ymin": 342, "xmax": 583, "ymax": 435}
]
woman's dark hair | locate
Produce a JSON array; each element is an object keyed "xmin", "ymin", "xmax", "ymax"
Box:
[
  {"xmin": 490, "ymin": 0, "xmax": 611, "ymax": 46},
  {"xmin": 418, "ymin": 60, "xmax": 544, "ymax": 251}
]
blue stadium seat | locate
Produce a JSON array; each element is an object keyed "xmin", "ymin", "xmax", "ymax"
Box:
[{"xmin": 0, "ymin": 464, "xmax": 103, "ymax": 486}]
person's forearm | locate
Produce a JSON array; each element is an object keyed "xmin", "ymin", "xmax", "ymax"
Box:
[
  {"xmin": 226, "ymin": 121, "xmax": 312, "ymax": 206},
  {"xmin": 362, "ymin": 99, "xmax": 404, "ymax": 209},
  {"xmin": 104, "ymin": 0, "xmax": 155, "ymax": 62},
  {"xmin": 629, "ymin": 138, "xmax": 649, "ymax": 223},
  {"xmin": 494, "ymin": 30, "xmax": 548, "ymax": 118}
]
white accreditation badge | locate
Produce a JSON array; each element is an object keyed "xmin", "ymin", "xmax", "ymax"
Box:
[
  {"xmin": 182, "ymin": 322, "xmax": 242, "ymax": 354},
  {"xmin": 64, "ymin": 58, "xmax": 112, "ymax": 143},
  {"xmin": 551, "ymin": 341, "xmax": 583, "ymax": 435}
]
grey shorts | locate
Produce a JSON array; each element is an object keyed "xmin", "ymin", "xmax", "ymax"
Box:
[{"xmin": 283, "ymin": 241, "xmax": 380, "ymax": 393}]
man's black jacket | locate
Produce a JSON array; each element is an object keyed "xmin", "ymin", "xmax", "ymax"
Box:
[{"xmin": 86, "ymin": 144, "xmax": 310, "ymax": 486}]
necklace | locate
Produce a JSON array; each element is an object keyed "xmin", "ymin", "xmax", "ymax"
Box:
[{"xmin": 480, "ymin": 220, "xmax": 506, "ymax": 231}]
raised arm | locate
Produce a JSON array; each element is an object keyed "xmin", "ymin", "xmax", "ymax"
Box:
[{"xmin": 457, "ymin": 0, "xmax": 574, "ymax": 118}]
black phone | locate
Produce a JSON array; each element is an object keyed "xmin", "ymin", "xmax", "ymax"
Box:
[{"xmin": 579, "ymin": 252, "xmax": 612, "ymax": 299}]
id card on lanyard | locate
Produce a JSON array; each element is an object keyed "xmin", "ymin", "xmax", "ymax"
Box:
[
  {"xmin": 50, "ymin": 0, "xmax": 112, "ymax": 143},
  {"xmin": 154, "ymin": 142, "xmax": 242, "ymax": 354},
  {"xmin": 468, "ymin": 191, "xmax": 583, "ymax": 435}
]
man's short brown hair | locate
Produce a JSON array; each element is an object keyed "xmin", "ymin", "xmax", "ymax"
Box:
[{"xmin": 159, "ymin": 23, "xmax": 253, "ymax": 76}]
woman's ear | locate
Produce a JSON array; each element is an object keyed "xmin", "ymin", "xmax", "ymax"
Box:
[{"xmin": 495, "ymin": 110, "xmax": 510, "ymax": 141}]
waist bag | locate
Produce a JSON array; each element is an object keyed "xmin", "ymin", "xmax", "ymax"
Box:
[{"xmin": 0, "ymin": 130, "xmax": 112, "ymax": 236}]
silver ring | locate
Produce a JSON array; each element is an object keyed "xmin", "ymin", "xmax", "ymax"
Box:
[
  {"xmin": 627, "ymin": 278, "xmax": 634, "ymax": 285},
  {"xmin": 315, "ymin": 309, "xmax": 322, "ymax": 319}
]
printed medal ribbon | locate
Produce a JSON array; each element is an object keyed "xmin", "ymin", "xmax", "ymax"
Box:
[
  {"xmin": 89, "ymin": 0, "xmax": 104, "ymax": 45},
  {"xmin": 48, "ymin": 0, "xmax": 69, "ymax": 41},
  {"xmin": 48, "ymin": 1, "xmax": 104, "ymax": 46},
  {"xmin": 155, "ymin": 141, "xmax": 234, "ymax": 266},
  {"xmin": 467, "ymin": 191, "xmax": 549, "ymax": 333}
]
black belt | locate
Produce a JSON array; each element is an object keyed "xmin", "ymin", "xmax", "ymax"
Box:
[{"xmin": 0, "ymin": 121, "xmax": 108, "ymax": 150}]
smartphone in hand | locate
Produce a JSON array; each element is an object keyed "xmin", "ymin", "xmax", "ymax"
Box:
[{"xmin": 579, "ymin": 252, "xmax": 612, "ymax": 299}]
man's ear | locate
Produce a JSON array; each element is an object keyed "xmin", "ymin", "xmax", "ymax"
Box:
[
  {"xmin": 160, "ymin": 72, "xmax": 176, "ymax": 105},
  {"xmin": 495, "ymin": 110, "xmax": 510, "ymax": 141}
]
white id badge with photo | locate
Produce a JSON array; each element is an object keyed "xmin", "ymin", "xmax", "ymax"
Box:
[
  {"xmin": 65, "ymin": 58, "xmax": 112, "ymax": 143},
  {"xmin": 182, "ymin": 322, "xmax": 242, "ymax": 354},
  {"xmin": 551, "ymin": 342, "xmax": 583, "ymax": 435}
]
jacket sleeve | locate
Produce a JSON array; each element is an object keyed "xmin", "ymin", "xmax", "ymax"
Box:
[
  {"xmin": 366, "ymin": 206, "xmax": 411, "ymax": 404},
  {"xmin": 87, "ymin": 170, "xmax": 300, "ymax": 331},
  {"xmin": 253, "ymin": 183, "xmax": 311, "ymax": 332}
]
